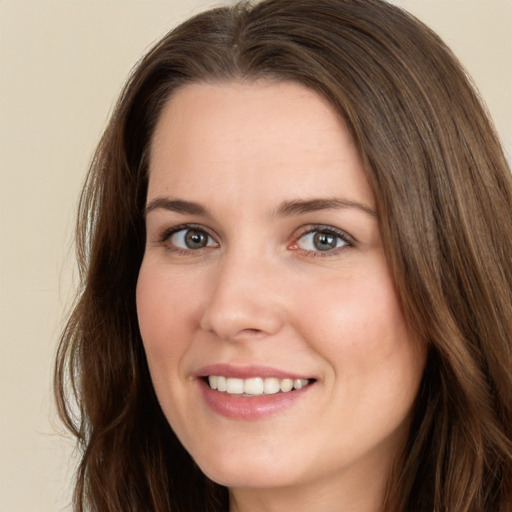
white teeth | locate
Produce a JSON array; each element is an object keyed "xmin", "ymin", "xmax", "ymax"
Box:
[
  {"xmin": 207, "ymin": 375, "xmax": 311, "ymax": 395},
  {"xmin": 226, "ymin": 378, "xmax": 244, "ymax": 394},
  {"xmin": 208, "ymin": 375, "xmax": 218, "ymax": 389},
  {"xmin": 293, "ymin": 379, "xmax": 308, "ymax": 390},
  {"xmin": 280, "ymin": 378, "xmax": 293, "ymax": 392},
  {"xmin": 244, "ymin": 377, "xmax": 264, "ymax": 395},
  {"xmin": 217, "ymin": 376, "xmax": 227, "ymax": 392},
  {"xmin": 263, "ymin": 377, "xmax": 280, "ymax": 394}
]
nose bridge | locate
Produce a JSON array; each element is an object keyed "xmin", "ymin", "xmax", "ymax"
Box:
[{"xmin": 199, "ymin": 243, "xmax": 284, "ymax": 340}]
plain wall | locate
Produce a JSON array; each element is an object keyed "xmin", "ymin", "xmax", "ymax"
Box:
[{"xmin": 0, "ymin": 1, "xmax": 510, "ymax": 511}]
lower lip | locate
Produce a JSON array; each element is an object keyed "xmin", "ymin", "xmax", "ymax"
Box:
[{"xmin": 199, "ymin": 379, "xmax": 314, "ymax": 420}]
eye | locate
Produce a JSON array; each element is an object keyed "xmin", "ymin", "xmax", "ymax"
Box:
[
  {"xmin": 168, "ymin": 227, "xmax": 217, "ymax": 250},
  {"xmin": 293, "ymin": 227, "xmax": 351, "ymax": 253}
]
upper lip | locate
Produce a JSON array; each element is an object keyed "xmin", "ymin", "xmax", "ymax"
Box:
[{"xmin": 195, "ymin": 363, "xmax": 313, "ymax": 380}]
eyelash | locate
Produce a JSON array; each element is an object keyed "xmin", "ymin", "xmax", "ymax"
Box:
[
  {"xmin": 157, "ymin": 223, "xmax": 218, "ymax": 255},
  {"xmin": 155, "ymin": 223, "xmax": 354, "ymax": 256},
  {"xmin": 291, "ymin": 225, "xmax": 354, "ymax": 256}
]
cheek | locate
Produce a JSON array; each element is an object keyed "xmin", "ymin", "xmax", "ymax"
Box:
[
  {"xmin": 136, "ymin": 264, "xmax": 197, "ymax": 368},
  {"xmin": 299, "ymin": 268, "xmax": 425, "ymax": 438},
  {"xmin": 135, "ymin": 263, "xmax": 203, "ymax": 433},
  {"xmin": 295, "ymin": 264, "xmax": 420, "ymax": 386}
]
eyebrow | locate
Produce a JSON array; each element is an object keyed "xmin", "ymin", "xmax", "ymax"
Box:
[
  {"xmin": 144, "ymin": 198, "xmax": 210, "ymax": 217},
  {"xmin": 144, "ymin": 196, "xmax": 377, "ymax": 219},
  {"xmin": 274, "ymin": 198, "xmax": 377, "ymax": 218}
]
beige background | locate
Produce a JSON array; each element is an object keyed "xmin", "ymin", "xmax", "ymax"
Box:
[{"xmin": 0, "ymin": 1, "xmax": 510, "ymax": 511}]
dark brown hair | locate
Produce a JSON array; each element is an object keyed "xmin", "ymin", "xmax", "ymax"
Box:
[{"xmin": 55, "ymin": 1, "xmax": 512, "ymax": 510}]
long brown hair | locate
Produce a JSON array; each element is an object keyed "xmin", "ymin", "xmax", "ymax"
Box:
[{"xmin": 55, "ymin": 1, "xmax": 512, "ymax": 510}]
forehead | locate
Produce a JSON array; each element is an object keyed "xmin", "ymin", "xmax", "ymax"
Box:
[{"xmin": 148, "ymin": 80, "xmax": 373, "ymax": 210}]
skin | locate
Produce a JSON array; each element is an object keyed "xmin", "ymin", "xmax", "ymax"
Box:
[{"xmin": 136, "ymin": 81, "xmax": 427, "ymax": 512}]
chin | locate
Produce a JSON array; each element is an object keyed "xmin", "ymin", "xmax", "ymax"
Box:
[{"xmin": 194, "ymin": 451, "xmax": 303, "ymax": 489}]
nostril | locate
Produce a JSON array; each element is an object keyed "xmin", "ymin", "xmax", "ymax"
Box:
[{"xmin": 238, "ymin": 328, "xmax": 266, "ymax": 338}]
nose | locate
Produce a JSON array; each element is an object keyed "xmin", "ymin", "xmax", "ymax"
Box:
[{"xmin": 199, "ymin": 251, "xmax": 285, "ymax": 342}]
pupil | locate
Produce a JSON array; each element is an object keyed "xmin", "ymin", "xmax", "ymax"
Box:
[
  {"xmin": 185, "ymin": 230, "xmax": 207, "ymax": 248},
  {"xmin": 313, "ymin": 231, "xmax": 336, "ymax": 251}
]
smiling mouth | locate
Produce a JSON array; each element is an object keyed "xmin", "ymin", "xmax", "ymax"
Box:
[{"xmin": 205, "ymin": 376, "xmax": 314, "ymax": 396}]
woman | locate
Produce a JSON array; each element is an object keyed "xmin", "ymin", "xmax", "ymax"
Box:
[{"xmin": 55, "ymin": 0, "xmax": 512, "ymax": 511}]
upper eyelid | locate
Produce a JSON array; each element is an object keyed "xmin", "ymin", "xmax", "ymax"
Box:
[
  {"xmin": 294, "ymin": 224, "xmax": 355, "ymax": 243},
  {"xmin": 158, "ymin": 223, "xmax": 218, "ymax": 242}
]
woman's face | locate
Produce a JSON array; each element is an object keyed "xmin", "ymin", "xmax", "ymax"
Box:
[{"xmin": 137, "ymin": 81, "xmax": 426, "ymax": 507}]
